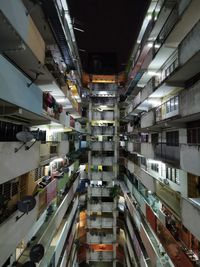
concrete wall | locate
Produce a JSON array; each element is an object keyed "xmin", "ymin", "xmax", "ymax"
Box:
[
  {"xmin": 0, "ymin": 56, "xmax": 43, "ymax": 115},
  {"xmin": 179, "ymin": 79, "xmax": 200, "ymax": 117},
  {"xmin": 179, "ymin": 20, "xmax": 200, "ymax": 66},
  {"xmin": 180, "ymin": 144, "xmax": 200, "ymax": 176},
  {"xmin": 178, "ymin": 0, "xmax": 191, "ymax": 16},
  {"xmin": 141, "ymin": 110, "xmax": 155, "ymax": 128},
  {"xmin": 181, "ymin": 198, "xmax": 200, "ymax": 241},
  {"xmin": 0, "ymin": 0, "xmax": 45, "ymax": 63},
  {"xmin": 0, "ymin": 142, "xmax": 40, "ymax": 184},
  {"xmin": 141, "ymin": 143, "xmax": 155, "ymax": 159},
  {"xmin": 58, "ymin": 141, "xmax": 69, "ymax": 158}
]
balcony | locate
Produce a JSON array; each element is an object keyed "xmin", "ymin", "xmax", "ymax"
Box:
[
  {"xmin": 141, "ymin": 109, "xmax": 155, "ymax": 129},
  {"xmin": 141, "ymin": 143, "xmax": 155, "ymax": 159},
  {"xmin": 0, "ymin": 194, "xmax": 39, "ymax": 266},
  {"xmin": 89, "ymin": 202, "xmax": 115, "ymax": 213},
  {"xmin": 134, "ymin": 165, "xmax": 156, "ymax": 193},
  {"xmin": 87, "ymin": 233, "xmax": 114, "ymax": 244},
  {"xmin": 87, "ymin": 217, "xmax": 114, "ymax": 228},
  {"xmin": 40, "ymin": 142, "xmax": 58, "ymax": 163},
  {"xmin": 91, "ymin": 142, "xmax": 114, "ymax": 151},
  {"xmin": 155, "ymin": 181, "xmax": 181, "ymax": 217},
  {"xmin": 156, "ymin": 95, "xmax": 179, "ymax": 122},
  {"xmin": 38, "ymin": 198, "xmax": 78, "ymax": 267},
  {"xmin": 125, "ymin": 142, "xmax": 141, "ymax": 154},
  {"xmin": 0, "ymin": 1, "xmax": 45, "ymax": 76},
  {"xmin": 88, "ymin": 187, "xmax": 111, "ymax": 197},
  {"xmin": 92, "ymin": 111, "xmax": 114, "ymax": 121},
  {"xmin": 92, "ymin": 126, "xmax": 114, "ymax": 136},
  {"xmin": 182, "ymin": 198, "xmax": 200, "ymax": 241},
  {"xmin": 0, "ymin": 56, "xmax": 46, "ymax": 120},
  {"xmin": 91, "ymin": 172, "xmax": 115, "ymax": 181},
  {"xmin": 167, "ymin": 1, "xmax": 200, "ymax": 86},
  {"xmin": 155, "ymin": 143, "xmax": 180, "ymax": 165},
  {"xmin": 92, "ymin": 157, "xmax": 114, "ymax": 166},
  {"xmin": 140, "ymin": 77, "xmax": 156, "ymax": 103},
  {"xmin": 180, "ymin": 144, "xmax": 200, "ymax": 176},
  {"xmin": 88, "ymin": 251, "xmax": 113, "ymax": 261},
  {"xmin": 179, "ymin": 79, "xmax": 200, "ymax": 118}
]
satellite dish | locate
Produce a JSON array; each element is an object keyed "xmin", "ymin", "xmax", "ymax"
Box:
[
  {"xmin": 29, "ymin": 244, "xmax": 45, "ymax": 263},
  {"xmin": 18, "ymin": 196, "xmax": 36, "ymax": 214},
  {"xmin": 22, "ymin": 261, "xmax": 36, "ymax": 267},
  {"xmin": 15, "ymin": 130, "xmax": 40, "ymax": 153},
  {"xmin": 16, "ymin": 131, "xmax": 34, "ymax": 143}
]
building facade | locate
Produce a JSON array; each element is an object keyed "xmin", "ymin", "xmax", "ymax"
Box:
[{"xmin": 0, "ymin": 0, "xmax": 200, "ymax": 267}]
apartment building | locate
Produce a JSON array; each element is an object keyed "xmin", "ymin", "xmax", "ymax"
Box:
[
  {"xmin": 120, "ymin": 0, "xmax": 200, "ymax": 266},
  {"xmin": 1, "ymin": 0, "xmax": 200, "ymax": 267}
]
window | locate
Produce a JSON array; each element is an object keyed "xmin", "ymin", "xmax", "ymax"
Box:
[
  {"xmin": 166, "ymin": 167, "xmax": 180, "ymax": 184},
  {"xmin": 187, "ymin": 127, "xmax": 200, "ymax": 144},
  {"xmin": 166, "ymin": 131, "xmax": 179, "ymax": 146},
  {"xmin": 151, "ymin": 163, "xmax": 159, "ymax": 172},
  {"xmin": 151, "ymin": 133, "xmax": 159, "ymax": 144},
  {"xmin": 165, "ymin": 96, "xmax": 179, "ymax": 114},
  {"xmin": 141, "ymin": 133, "xmax": 149, "ymax": 143}
]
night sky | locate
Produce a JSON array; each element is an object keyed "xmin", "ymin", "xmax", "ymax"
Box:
[{"xmin": 67, "ymin": 0, "xmax": 150, "ymax": 73}]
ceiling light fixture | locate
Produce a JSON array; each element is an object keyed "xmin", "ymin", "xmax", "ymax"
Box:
[
  {"xmin": 147, "ymin": 71, "xmax": 161, "ymax": 77},
  {"xmin": 56, "ymin": 98, "xmax": 67, "ymax": 103},
  {"xmin": 74, "ymin": 27, "xmax": 84, "ymax": 32},
  {"xmin": 147, "ymin": 42, "xmax": 153, "ymax": 48}
]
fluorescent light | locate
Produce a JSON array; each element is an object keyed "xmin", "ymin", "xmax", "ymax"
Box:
[
  {"xmin": 51, "ymin": 158, "xmax": 64, "ymax": 163},
  {"xmin": 147, "ymin": 71, "xmax": 161, "ymax": 77},
  {"xmin": 100, "ymin": 105, "xmax": 107, "ymax": 108},
  {"xmin": 147, "ymin": 14, "xmax": 152, "ymax": 21},
  {"xmin": 56, "ymin": 98, "xmax": 67, "ymax": 103},
  {"xmin": 147, "ymin": 42, "xmax": 153, "ymax": 48},
  {"xmin": 154, "ymin": 44, "xmax": 161, "ymax": 49},
  {"xmin": 74, "ymin": 27, "xmax": 84, "ymax": 32}
]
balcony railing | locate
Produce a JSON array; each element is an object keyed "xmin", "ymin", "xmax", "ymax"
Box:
[
  {"xmin": 87, "ymin": 217, "xmax": 114, "ymax": 228},
  {"xmin": 141, "ymin": 109, "xmax": 155, "ymax": 128},
  {"xmin": 88, "ymin": 251, "xmax": 113, "ymax": 261},
  {"xmin": 155, "ymin": 143, "xmax": 180, "ymax": 165},
  {"xmin": 89, "ymin": 202, "xmax": 115, "ymax": 212},
  {"xmin": 87, "ymin": 233, "xmax": 114, "ymax": 244},
  {"xmin": 91, "ymin": 172, "xmax": 115, "ymax": 181},
  {"xmin": 154, "ymin": 6, "xmax": 178, "ymax": 53},
  {"xmin": 88, "ymin": 187, "xmax": 111, "ymax": 197},
  {"xmin": 156, "ymin": 95, "xmax": 179, "ymax": 122},
  {"xmin": 155, "ymin": 49, "xmax": 179, "ymax": 85}
]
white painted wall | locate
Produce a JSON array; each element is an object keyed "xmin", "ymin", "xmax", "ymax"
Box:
[{"xmin": 0, "ymin": 142, "xmax": 40, "ymax": 184}]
